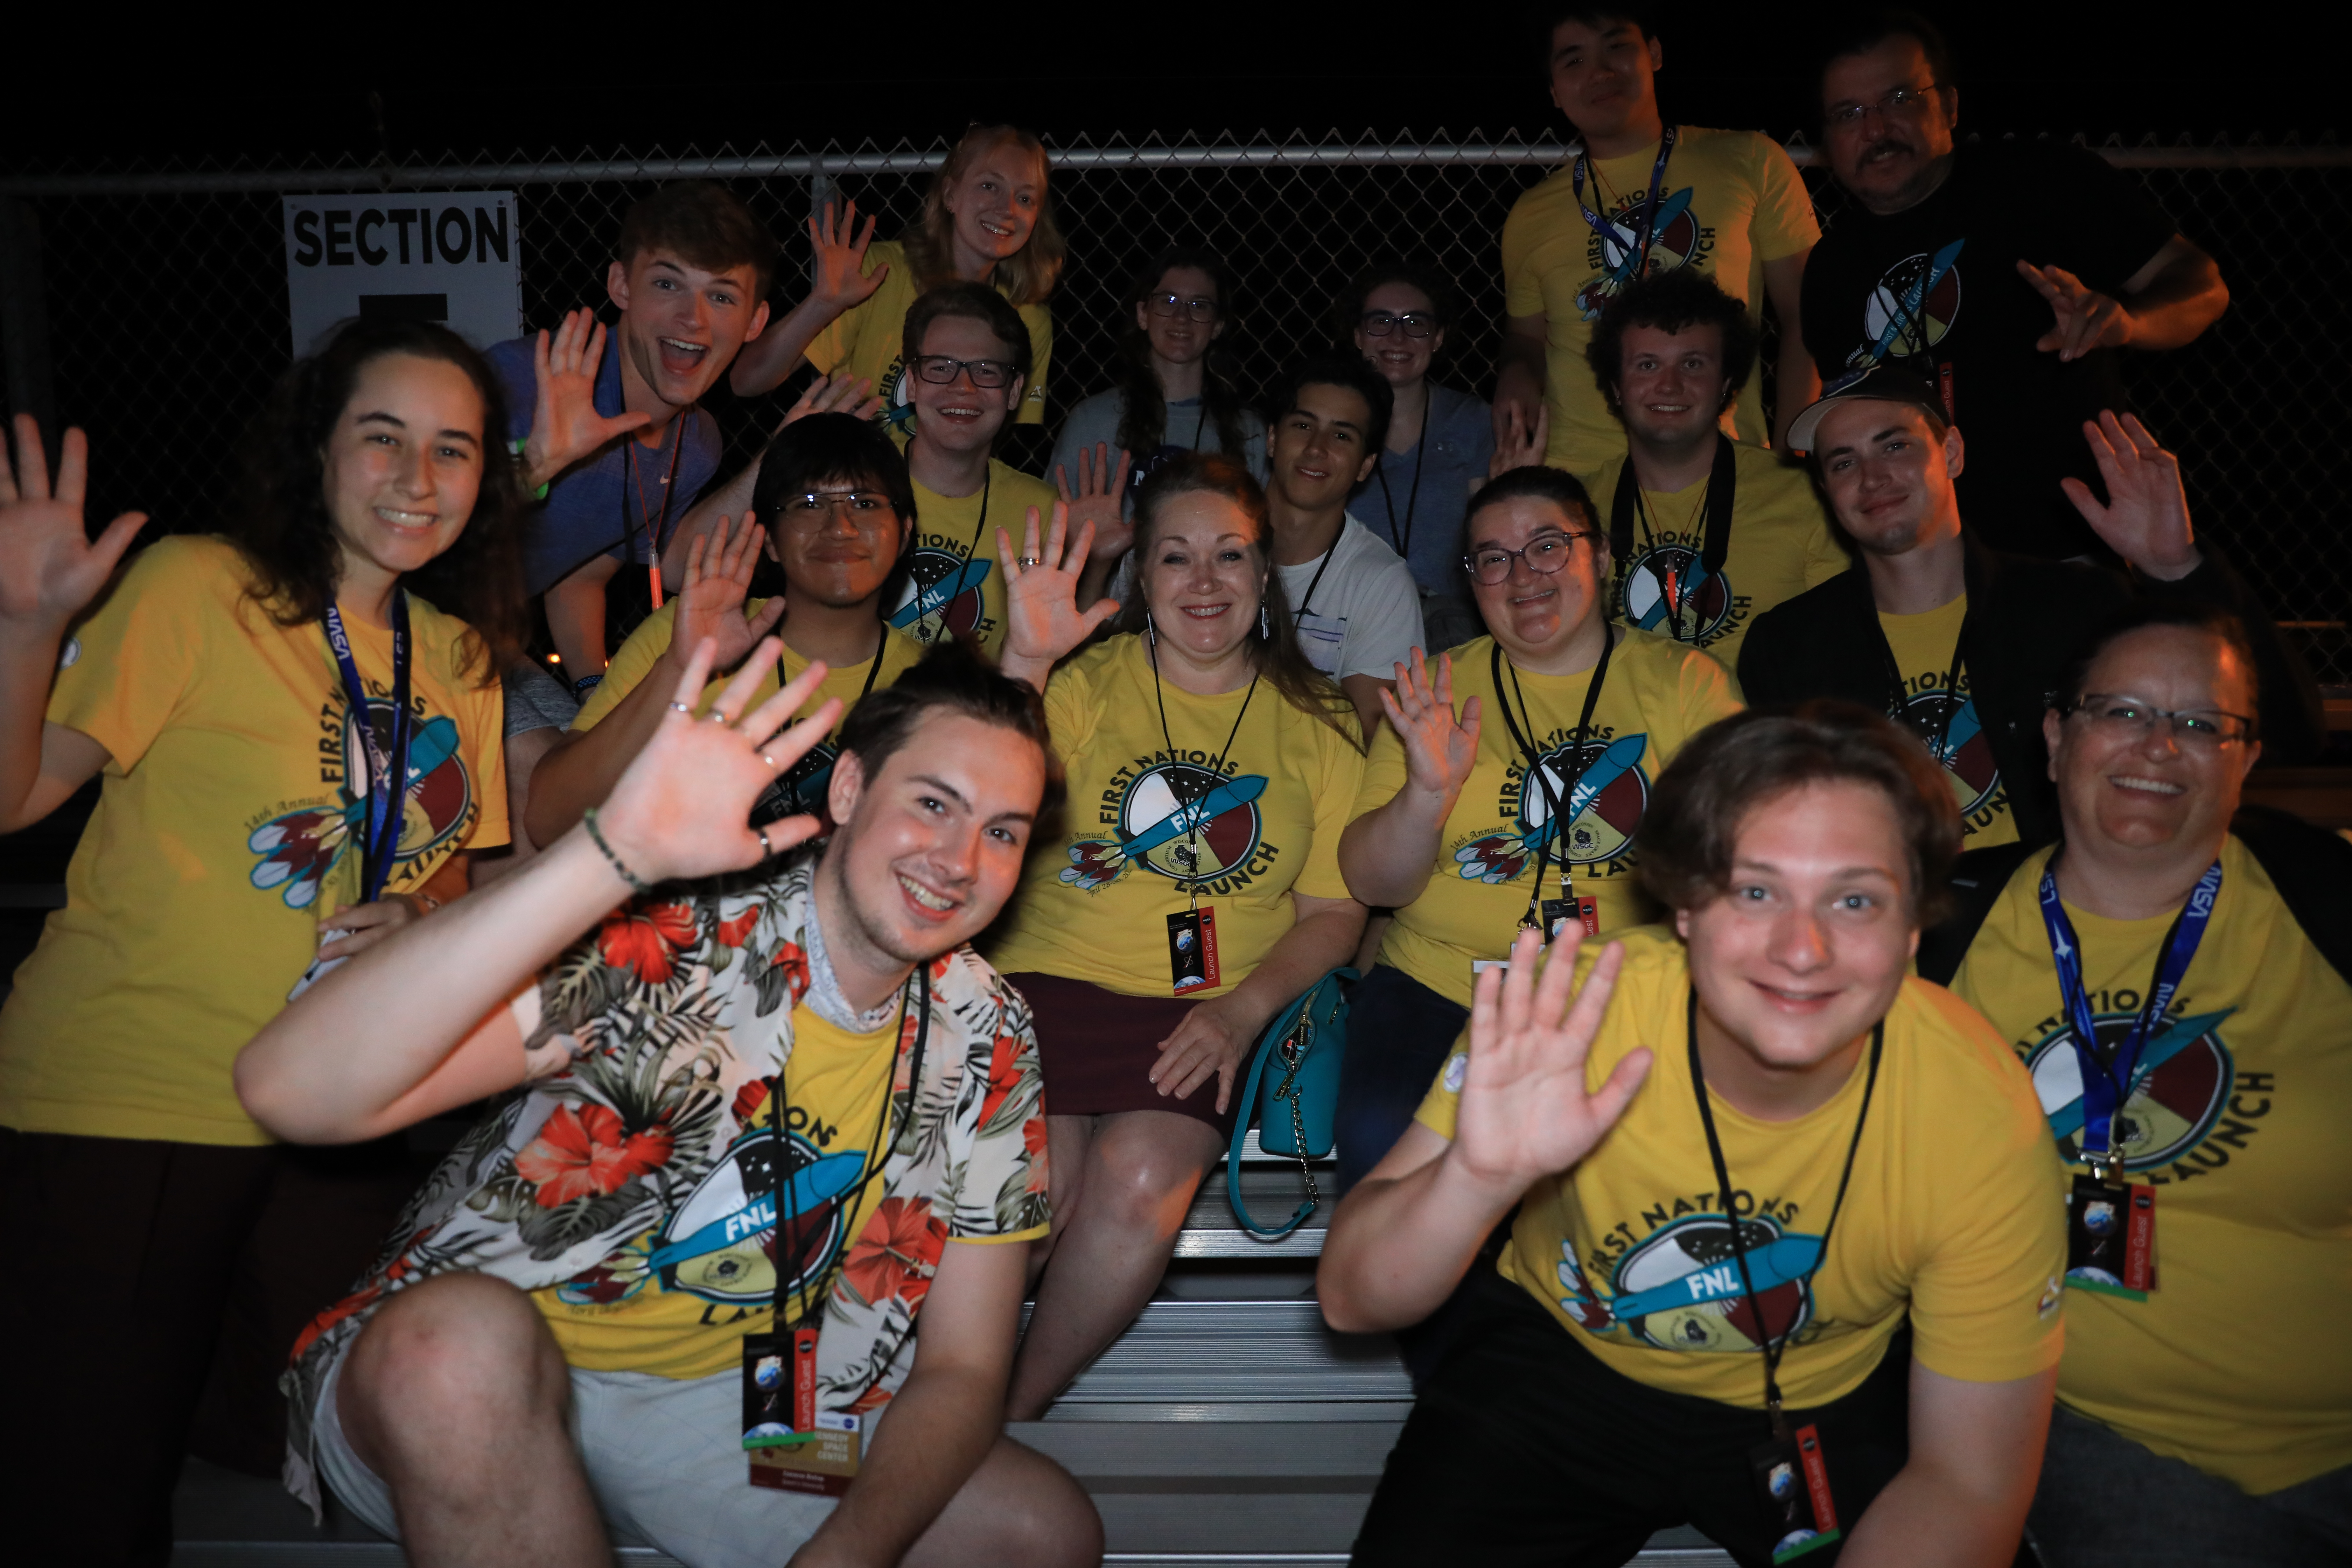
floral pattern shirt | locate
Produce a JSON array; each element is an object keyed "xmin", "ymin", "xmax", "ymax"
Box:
[{"xmin": 281, "ymin": 854, "xmax": 1049, "ymax": 1511}]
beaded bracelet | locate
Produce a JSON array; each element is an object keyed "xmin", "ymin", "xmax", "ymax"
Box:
[{"xmin": 582, "ymin": 807, "xmax": 654, "ymax": 895}]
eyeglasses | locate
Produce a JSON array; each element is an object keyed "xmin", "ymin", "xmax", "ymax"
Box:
[
  {"xmin": 1360, "ymin": 310, "xmax": 1440, "ymax": 339},
  {"xmin": 1463, "ymin": 531, "xmax": 1597, "ymax": 586},
  {"xmin": 1826, "ymin": 83, "xmax": 1946, "ymax": 131},
  {"xmin": 2063, "ymin": 693, "xmax": 2256, "ymax": 750},
  {"xmin": 1145, "ymin": 292, "xmax": 1219, "ymax": 323},
  {"xmin": 788, "ymin": 490, "xmax": 897, "ymax": 519},
  {"xmin": 909, "ymin": 355, "xmax": 1017, "ymax": 388}
]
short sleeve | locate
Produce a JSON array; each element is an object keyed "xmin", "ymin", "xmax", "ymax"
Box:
[
  {"xmin": 1295, "ymin": 720, "xmax": 1370, "ymax": 902},
  {"xmin": 1334, "ymin": 556, "xmax": 1427, "ymax": 681},
  {"xmin": 1502, "ymin": 189, "xmax": 1549, "ymax": 319},
  {"xmin": 572, "ymin": 602, "xmax": 679, "ymax": 730},
  {"xmin": 1018, "ymin": 305, "xmax": 1053, "ymax": 426},
  {"xmin": 1413, "ymin": 1041, "xmax": 1471, "ymax": 1140},
  {"xmin": 804, "ymin": 301, "xmax": 856, "ymax": 376},
  {"xmin": 46, "ymin": 539, "xmax": 211, "ymax": 772},
  {"xmin": 462, "ymin": 679, "xmax": 512, "ymax": 852},
  {"xmin": 1907, "ymin": 1075, "xmax": 2070, "ymax": 1383},
  {"xmin": 2041, "ymin": 145, "xmax": 2180, "ymax": 290},
  {"xmin": 1040, "ymin": 659, "xmax": 1100, "ymax": 767},
  {"xmin": 1679, "ymin": 644, "xmax": 1746, "ymax": 728},
  {"xmin": 1749, "ymin": 135, "xmax": 1822, "ymax": 262},
  {"xmin": 1352, "ymin": 700, "xmax": 1412, "ymax": 818},
  {"xmin": 945, "ymin": 983, "xmax": 1051, "ymax": 1241}
]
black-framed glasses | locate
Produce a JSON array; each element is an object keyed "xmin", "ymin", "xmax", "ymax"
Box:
[
  {"xmin": 1826, "ymin": 83, "xmax": 1946, "ymax": 130},
  {"xmin": 1145, "ymin": 292, "xmax": 1219, "ymax": 323},
  {"xmin": 2062, "ymin": 693, "xmax": 2256, "ymax": 750},
  {"xmin": 1463, "ymin": 530, "xmax": 1597, "ymax": 586},
  {"xmin": 909, "ymin": 355, "xmax": 1016, "ymax": 388},
  {"xmin": 1360, "ymin": 309, "xmax": 1440, "ymax": 339},
  {"xmin": 788, "ymin": 490, "xmax": 897, "ymax": 520}
]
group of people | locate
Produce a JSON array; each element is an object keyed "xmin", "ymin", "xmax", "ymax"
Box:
[{"xmin": 0, "ymin": 7, "xmax": 2343, "ymax": 1568}]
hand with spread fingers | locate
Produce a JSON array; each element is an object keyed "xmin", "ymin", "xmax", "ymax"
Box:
[
  {"xmin": 594, "ymin": 636, "xmax": 840, "ymax": 884},
  {"xmin": 667, "ymin": 511, "xmax": 788, "ymax": 680},
  {"xmin": 1450, "ymin": 925, "xmax": 1648, "ymax": 1193},
  {"xmin": 0, "ymin": 415, "xmax": 148, "ymax": 636},
  {"xmin": 996, "ymin": 502, "xmax": 1120, "ymax": 691},
  {"xmin": 525, "ymin": 309, "xmax": 652, "ymax": 490},
  {"xmin": 2063, "ymin": 410, "xmax": 2202, "ymax": 582},
  {"xmin": 779, "ymin": 369, "xmax": 884, "ymax": 428},
  {"xmin": 1489, "ymin": 402, "xmax": 1549, "ymax": 480},
  {"xmin": 1056, "ymin": 441, "xmax": 1135, "ymax": 569},
  {"xmin": 1382, "ymin": 648, "xmax": 1482, "ymax": 808},
  {"xmin": 2018, "ymin": 259, "xmax": 2135, "ymax": 362},
  {"xmin": 807, "ymin": 200, "xmax": 890, "ymax": 316}
]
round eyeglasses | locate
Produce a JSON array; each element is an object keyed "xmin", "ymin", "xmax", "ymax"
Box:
[{"xmin": 1463, "ymin": 531, "xmax": 1597, "ymax": 586}]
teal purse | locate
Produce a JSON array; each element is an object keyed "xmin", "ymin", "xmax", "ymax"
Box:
[{"xmin": 1224, "ymin": 968, "xmax": 1355, "ymax": 1239}]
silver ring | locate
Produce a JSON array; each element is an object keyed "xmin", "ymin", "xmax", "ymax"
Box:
[
  {"xmin": 667, "ymin": 701, "xmax": 693, "ymax": 715},
  {"xmin": 761, "ymin": 753, "xmax": 778, "ymax": 770},
  {"xmin": 1017, "ymin": 556, "xmax": 1042, "ymax": 567},
  {"xmin": 755, "ymin": 828, "xmax": 772, "ymax": 857},
  {"xmin": 705, "ymin": 709, "xmax": 735, "ymax": 724}
]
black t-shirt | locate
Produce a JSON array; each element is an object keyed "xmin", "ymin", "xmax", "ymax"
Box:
[{"xmin": 1802, "ymin": 141, "xmax": 2178, "ymax": 559}]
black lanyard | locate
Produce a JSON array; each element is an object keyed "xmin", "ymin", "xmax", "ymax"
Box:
[
  {"xmin": 1291, "ymin": 531, "xmax": 1342, "ymax": 622},
  {"xmin": 1607, "ymin": 434, "xmax": 1738, "ymax": 644},
  {"xmin": 1373, "ymin": 415, "xmax": 1430, "ymax": 561},
  {"xmin": 962, "ymin": 464, "xmax": 993, "ymax": 563},
  {"xmin": 772, "ymin": 964, "xmax": 930, "ymax": 1331},
  {"xmin": 321, "ymin": 591, "xmax": 413, "ymax": 906},
  {"xmin": 1874, "ymin": 604, "xmax": 1970, "ymax": 764},
  {"xmin": 1688, "ymin": 988, "xmax": 1882, "ymax": 1439},
  {"xmin": 1491, "ymin": 633, "xmax": 1612, "ymax": 928},
  {"xmin": 1147, "ymin": 635, "xmax": 1263, "ymax": 909}
]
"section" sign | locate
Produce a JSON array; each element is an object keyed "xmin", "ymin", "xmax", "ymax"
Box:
[{"xmin": 284, "ymin": 192, "xmax": 523, "ymax": 356}]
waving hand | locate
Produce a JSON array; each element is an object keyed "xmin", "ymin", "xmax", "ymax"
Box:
[
  {"xmin": 524, "ymin": 310, "xmax": 652, "ymax": 489},
  {"xmin": 0, "ymin": 416, "xmax": 147, "ymax": 634},
  {"xmin": 1381, "ymin": 649, "xmax": 1481, "ymax": 806},
  {"xmin": 997, "ymin": 502, "xmax": 1119, "ymax": 691},
  {"xmin": 2062, "ymin": 410, "xmax": 2200, "ymax": 581}
]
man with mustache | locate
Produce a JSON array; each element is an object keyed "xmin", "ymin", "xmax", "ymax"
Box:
[{"xmin": 1800, "ymin": 11, "xmax": 2229, "ymax": 561}]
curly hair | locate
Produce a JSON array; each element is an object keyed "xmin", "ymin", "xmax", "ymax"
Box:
[
  {"xmin": 226, "ymin": 317, "xmax": 529, "ymax": 683},
  {"xmin": 1112, "ymin": 246, "xmax": 1252, "ymax": 462},
  {"xmin": 1114, "ymin": 454, "xmax": 1361, "ymax": 751},
  {"xmin": 1584, "ymin": 267, "xmax": 1759, "ymax": 418},
  {"xmin": 899, "ymin": 126, "xmax": 1066, "ymax": 306}
]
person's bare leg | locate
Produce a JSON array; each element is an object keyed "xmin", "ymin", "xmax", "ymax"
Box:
[
  {"xmin": 336, "ymin": 1272, "xmax": 607, "ymax": 1568},
  {"xmin": 901, "ymin": 1433, "xmax": 1103, "ymax": 1568},
  {"xmin": 1004, "ymin": 1109, "xmax": 1220, "ymax": 1421},
  {"xmin": 1023, "ymin": 1113, "xmax": 1095, "ymax": 1290}
]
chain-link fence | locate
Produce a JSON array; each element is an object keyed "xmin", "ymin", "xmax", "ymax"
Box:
[{"xmin": 2, "ymin": 130, "xmax": 2346, "ymax": 681}]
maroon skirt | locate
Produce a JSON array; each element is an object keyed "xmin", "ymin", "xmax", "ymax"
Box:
[{"xmin": 1003, "ymin": 972, "xmax": 1242, "ymax": 1136}]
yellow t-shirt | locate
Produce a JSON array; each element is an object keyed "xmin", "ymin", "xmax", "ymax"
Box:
[
  {"xmin": 1949, "ymin": 838, "xmax": 2352, "ymax": 1493},
  {"xmin": 534, "ymin": 1000, "xmax": 1046, "ymax": 1379},
  {"xmin": 1417, "ymin": 926, "xmax": 2068, "ymax": 1408},
  {"xmin": 888, "ymin": 458, "xmax": 1056, "ymax": 660},
  {"xmin": 805, "ymin": 239, "xmax": 1053, "ymax": 428},
  {"xmin": 983, "ymin": 635, "xmax": 1365, "ymax": 998},
  {"xmin": 1877, "ymin": 595, "xmax": 2018, "ymax": 847},
  {"xmin": 1588, "ymin": 443, "xmax": 1847, "ymax": 673},
  {"xmin": 576, "ymin": 598, "xmax": 927, "ymax": 821},
  {"xmin": 1360, "ymin": 631, "xmax": 1743, "ymax": 1008},
  {"xmin": 0, "ymin": 536, "xmax": 507, "ymax": 1145},
  {"xmin": 1502, "ymin": 127, "xmax": 1820, "ymax": 476}
]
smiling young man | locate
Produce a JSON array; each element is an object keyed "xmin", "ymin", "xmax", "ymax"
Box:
[
  {"xmin": 1262, "ymin": 353, "xmax": 1425, "ymax": 738},
  {"xmin": 489, "ymin": 181, "xmax": 776, "ymax": 693},
  {"xmin": 1800, "ymin": 12, "xmax": 2228, "ymax": 561},
  {"xmin": 1495, "ymin": 5, "xmax": 1822, "ymax": 476},
  {"xmin": 1582, "ymin": 269, "xmax": 1847, "ymax": 671},
  {"xmin": 1914, "ymin": 602, "xmax": 2352, "ymax": 1567},
  {"xmin": 1738, "ymin": 369, "xmax": 2319, "ymax": 849},
  {"xmin": 1322, "ymin": 703, "xmax": 2068, "ymax": 1568},
  {"xmin": 236, "ymin": 639, "xmax": 1101, "ymax": 1568}
]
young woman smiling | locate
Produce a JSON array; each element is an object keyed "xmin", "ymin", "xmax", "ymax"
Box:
[
  {"xmin": 730, "ymin": 124, "xmax": 1066, "ymax": 431},
  {"xmin": 0, "ymin": 318, "xmax": 525, "ymax": 1559},
  {"xmin": 985, "ymin": 454, "xmax": 1368, "ymax": 1420}
]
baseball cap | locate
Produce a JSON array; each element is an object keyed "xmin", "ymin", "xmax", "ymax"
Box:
[{"xmin": 1786, "ymin": 365, "xmax": 1949, "ymax": 455}]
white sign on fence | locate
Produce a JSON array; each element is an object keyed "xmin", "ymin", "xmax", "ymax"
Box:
[{"xmin": 283, "ymin": 192, "xmax": 522, "ymax": 356}]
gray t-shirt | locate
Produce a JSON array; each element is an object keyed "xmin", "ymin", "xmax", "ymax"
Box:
[
  {"xmin": 1275, "ymin": 518, "xmax": 1426, "ymax": 684},
  {"xmin": 1050, "ymin": 387, "xmax": 1267, "ymax": 511},
  {"xmin": 502, "ymin": 659, "xmax": 581, "ymax": 739}
]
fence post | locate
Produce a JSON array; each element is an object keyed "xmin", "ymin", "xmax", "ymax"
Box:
[
  {"xmin": 0, "ymin": 197, "xmax": 58, "ymax": 453},
  {"xmin": 808, "ymin": 167, "xmax": 833, "ymax": 286}
]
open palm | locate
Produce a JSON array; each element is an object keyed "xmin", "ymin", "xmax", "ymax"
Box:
[
  {"xmin": 673, "ymin": 512, "xmax": 786, "ymax": 676},
  {"xmin": 2062, "ymin": 411, "xmax": 2198, "ymax": 579},
  {"xmin": 998, "ymin": 502, "xmax": 1118, "ymax": 688},
  {"xmin": 808, "ymin": 200, "xmax": 889, "ymax": 315},
  {"xmin": 526, "ymin": 309, "xmax": 651, "ymax": 486},
  {"xmin": 1451, "ymin": 926, "xmax": 1649, "ymax": 1190},
  {"xmin": 1382, "ymin": 649, "xmax": 1481, "ymax": 802},
  {"xmin": 0, "ymin": 417, "xmax": 147, "ymax": 633}
]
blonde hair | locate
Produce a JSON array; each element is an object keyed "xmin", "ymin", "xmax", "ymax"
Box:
[{"xmin": 901, "ymin": 126, "xmax": 1066, "ymax": 306}]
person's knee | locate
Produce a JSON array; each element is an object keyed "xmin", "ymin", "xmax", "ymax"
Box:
[
  {"xmin": 1088, "ymin": 1121, "xmax": 1213, "ymax": 1231},
  {"xmin": 341, "ymin": 1274, "xmax": 567, "ymax": 1464},
  {"xmin": 980, "ymin": 1441, "xmax": 1105, "ymax": 1568}
]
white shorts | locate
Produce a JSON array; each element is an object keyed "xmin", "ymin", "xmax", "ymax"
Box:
[{"xmin": 313, "ymin": 1332, "xmax": 841, "ymax": 1568}]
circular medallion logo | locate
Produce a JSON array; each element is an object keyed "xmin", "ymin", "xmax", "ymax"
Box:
[
  {"xmin": 1619, "ymin": 544, "xmax": 1733, "ymax": 642},
  {"xmin": 1525, "ymin": 738, "xmax": 1649, "ymax": 866},
  {"xmin": 650, "ymin": 1126, "xmax": 859, "ymax": 1307},
  {"xmin": 1614, "ymin": 1214, "xmax": 1813, "ymax": 1353},
  {"xmin": 1118, "ymin": 762, "xmax": 1265, "ymax": 882},
  {"xmin": 2027, "ymin": 1011, "xmax": 2234, "ymax": 1171},
  {"xmin": 1863, "ymin": 251, "xmax": 1963, "ymax": 356},
  {"xmin": 1893, "ymin": 689, "xmax": 2000, "ymax": 817},
  {"xmin": 892, "ymin": 547, "xmax": 990, "ymax": 644}
]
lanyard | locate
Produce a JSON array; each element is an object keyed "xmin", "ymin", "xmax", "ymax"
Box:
[
  {"xmin": 1608, "ymin": 434, "xmax": 1738, "ymax": 644},
  {"xmin": 2036, "ymin": 858, "xmax": 2220, "ymax": 1176},
  {"xmin": 625, "ymin": 419, "xmax": 687, "ymax": 610},
  {"xmin": 1688, "ymin": 988, "xmax": 1882, "ymax": 1438},
  {"xmin": 1147, "ymin": 635, "xmax": 1263, "ymax": 909},
  {"xmin": 1291, "ymin": 531, "xmax": 1343, "ymax": 622},
  {"xmin": 321, "ymin": 591, "xmax": 413, "ymax": 907},
  {"xmin": 962, "ymin": 464, "xmax": 994, "ymax": 564},
  {"xmin": 1491, "ymin": 634, "xmax": 1612, "ymax": 928},
  {"xmin": 1874, "ymin": 608, "xmax": 1970, "ymax": 764},
  {"xmin": 1372, "ymin": 416, "xmax": 1429, "ymax": 561},
  {"xmin": 772, "ymin": 965, "xmax": 929, "ymax": 1332},
  {"xmin": 1572, "ymin": 127, "xmax": 1679, "ymax": 281}
]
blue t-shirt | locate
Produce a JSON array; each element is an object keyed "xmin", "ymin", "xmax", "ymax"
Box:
[
  {"xmin": 1349, "ymin": 382, "xmax": 1494, "ymax": 601},
  {"xmin": 486, "ymin": 334, "xmax": 723, "ymax": 596}
]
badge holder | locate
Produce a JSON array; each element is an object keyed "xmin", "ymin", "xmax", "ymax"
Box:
[
  {"xmin": 1540, "ymin": 894, "xmax": 1600, "ymax": 940},
  {"xmin": 1169, "ymin": 897, "xmax": 1220, "ymax": 995},
  {"xmin": 2065, "ymin": 1161, "xmax": 2156, "ymax": 1300},
  {"xmin": 1749, "ymin": 1420, "xmax": 1841, "ymax": 1563}
]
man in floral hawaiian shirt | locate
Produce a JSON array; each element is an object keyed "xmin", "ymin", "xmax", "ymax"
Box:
[{"xmin": 235, "ymin": 630, "xmax": 1104, "ymax": 1568}]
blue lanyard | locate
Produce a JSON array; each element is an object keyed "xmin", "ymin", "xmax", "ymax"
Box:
[
  {"xmin": 2036, "ymin": 858, "xmax": 2220, "ymax": 1171},
  {"xmin": 322, "ymin": 589, "xmax": 414, "ymax": 906},
  {"xmin": 1571, "ymin": 126, "xmax": 1678, "ymax": 277}
]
